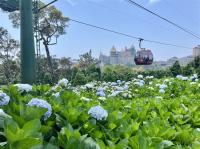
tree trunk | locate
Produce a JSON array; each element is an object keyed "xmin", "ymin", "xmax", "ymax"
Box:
[{"xmin": 43, "ymin": 40, "xmax": 54, "ymax": 82}]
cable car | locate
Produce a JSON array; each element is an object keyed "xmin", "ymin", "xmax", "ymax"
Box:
[{"xmin": 134, "ymin": 39, "xmax": 153, "ymax": 65}]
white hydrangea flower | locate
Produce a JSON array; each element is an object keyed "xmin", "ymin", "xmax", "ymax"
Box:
[
  {"xmin": 149, "ymin": 81, "xmax": 153, "ymax": 85},
  {"xmin": 115, "ymin": 86, "xmax": 124, "ymax": 91},
  {"xmin": 51, "ymin": 85, "xmax": 59, "ymax": 91},
  {"xmin": 117, "ymin": 80, "xmax": 122, "ymax": 84},
  {"xmin": 146, "ymin": 76, "xmax": 154, "ymax": 79},
  {"xmin": 58, "ymin": 78, "xmax": 69, "ymax": 87},
  {"xmin": 176, "ymin": 75, "xmax": 188, "ymax": 81},
  {"xmin": 148, "ymin": 87, "xmax": 154, "ymax": 90},
  {"xmin": 81, "ymin": 97, "xmax": 92, "ymax": 102},
  {"xmin": 111, "ymin": 82, "xmax": 118, "ymax": 86},
  {"xmin": 0, "ymin": 109, "xmax": 11, "ymax": 118},
  {"xmin": 85, "ymin": 83, "xmax": 94, "ymax": 89},
  {"xmin": 14, "ymin": 84, "xmax": 32, "ymax": 93},
  {"xmin": 134, "ymin": 80, "xmax": 144, "ymax": 87},
  {"xmin": 182, "ymin": 77, "xmax": 189, "ymax": 81},
  {"xmin": 137, "ymin": 75, "xmax": 143, "ymax": 79},
  {"xmin": 52, "ymin": 92, "xmax": 60, "ymax": 98},
  {"xmin": 123, "ymin": 85, "xmax": 129, "ymax": 90},
  {"xmin": 196, "ymin": 128, "xmax": 200, "ymax": 132},
  {"xmin": 170, "ymin": 94, "xmax": 175, "ymax": 97},
  {"xmin": 190, "ymin": 82, "xmax": 196, "ymax": 85},
  {"xmin": 164, "ymin": 79, "xmax": 169, "ymax": 83},
  {"xmin": 97, "ymin": 87, "xmax": 104, "ymax": 92},
  {"xmin": 98, "ymin": 97, "xmax": 106, "ymax": 101},
  {"xmin": 108, "ymin": 91, "xmax": 121, "ymax": 97},
  {"xmin": 0, "ymin": 93, "xmax": 10, "ymax": 106},
  {"xmin": 193, "ymin": 74, "xmax": 198, "ymax": 78},
  {"xmin": 122, "ymin": 93, "xmax": 128, "ymax": 98},
  {"xmin": 27, "ymin": 98, "xmax": 52, "ymax": 120},
  {"xmin": 73, "ymin": 89, "xmax": 80, "ymax": 95},
  {"xmin": 155, "ymin": 96, "xmax": 163, "ymax": 99},
  {"xmin": 88, "ymin": 105, "xmax": 108, "ymax": 120}
]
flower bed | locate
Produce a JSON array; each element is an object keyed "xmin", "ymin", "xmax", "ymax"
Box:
[{"xmin": 0, "ymin": 75, "xmax": 200, "ymax": 148}]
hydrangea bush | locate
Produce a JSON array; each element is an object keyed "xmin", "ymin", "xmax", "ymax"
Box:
[{"xmin": 0, "ymin": 75, "xmax": 200, "ymax": 148}]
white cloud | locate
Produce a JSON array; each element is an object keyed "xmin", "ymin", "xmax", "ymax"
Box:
[
  {"xmin": 149, "ymin": 0, "xmax": 161, "ymax": 4},
  {"xmin": 65, "ymin": 0, "xmax": 79, "ymax": 6}
]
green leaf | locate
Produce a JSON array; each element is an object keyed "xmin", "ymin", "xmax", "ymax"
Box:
[
  {"xmin": 12, "ymin": 138, "xmax": 42, "ymax": 149},
  {"xmin": 108, "ymin": 123, "xmax": 117, "ymax": 130},
  {"xmin": 78, "ymin": 136, "xmax": 100, "ymax": 149},
  {"xmin": 22, "ymin": 119, "xmax": 41, "ymax": 137},
  {"xmin": 139, "ymin": 135, "xmax": 148, "ymax": 149}
]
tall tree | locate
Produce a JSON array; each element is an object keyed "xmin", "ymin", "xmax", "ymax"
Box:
[
  {"xmin": 0, "ymin": 27, "xmax": 20, "ymax": 84},
  {"xmin": 9, "ymin": 2, "xmax": 69, "ymax": 82}
]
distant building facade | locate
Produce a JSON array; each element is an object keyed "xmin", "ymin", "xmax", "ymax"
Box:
[
  {"xmin": 193, "ymin": 45, "xmax": 200, "ymax": 57},
  {"xmin": 99, "ymin": 45, "xmax": 136, "ymax": 66}
]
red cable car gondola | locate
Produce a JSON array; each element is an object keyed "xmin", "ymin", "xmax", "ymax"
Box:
[{"xmin": 134, "ymin": 39, "xmax": 153, "ymax": 65}]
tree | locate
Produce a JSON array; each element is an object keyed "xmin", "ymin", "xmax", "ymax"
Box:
[
  {"xmin": 170, "ymin": 60, "xmax": 182, "ymax": 77},
  {"xmin": 0, "ymin": 27, "xmax": 20, "ymax": 84},
  {"xmin": 36, "ymin": 55, "xmax": 60, "ymax": 84},
  {"xmin": 9, "ymin": 2, "xmax": 69, "ymax": 82},
  {"xmin": 182, "ymin": 63, "xmax": 193, "ymax": 76},
  {"xmin": 78, "ymin": 50, "xmax": 99, "ymax": 70},
  {"xmin": 59, "ymin": 57, "xmax": 72, "ymax": 70}
]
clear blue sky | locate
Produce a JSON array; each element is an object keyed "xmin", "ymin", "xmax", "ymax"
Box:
[{"xmin": 0, "ymin": 0, "xmax": 200, "ymax": 60}]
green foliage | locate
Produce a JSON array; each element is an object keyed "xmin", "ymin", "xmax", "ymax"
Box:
[
  {"xmin": 0, "ymin": 27, "xmax": 20, "ymax": 84},
  {"xmin": 1, "ymin": 76, "xmax": 200, "ymax": 148},
  {"xmin": 170, "ymin": 61, "xmax": 182, "ymax": 77},
  {"xmin": 102, "ymin": 65, "xmax": 136, "ymax": 82}
]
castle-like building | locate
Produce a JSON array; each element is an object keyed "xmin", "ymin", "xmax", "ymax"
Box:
[
  {"xmin": 193, "ymin": 45, "xmax": 200, "ymax": 57},
  {"xmin": 99, "ymin": 45, "xmax": 136, "ymax": 66}
]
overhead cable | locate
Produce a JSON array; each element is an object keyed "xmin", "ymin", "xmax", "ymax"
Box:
[
  {"xmin": 69, "ymin": 18, "xmax": 192, "ymax": 49},
  {"xmin": 126, "ymin": 0, "xmax": 200, "ymax": 40}
]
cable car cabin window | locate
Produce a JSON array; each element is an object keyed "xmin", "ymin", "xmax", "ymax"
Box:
[{"xmin": 134, "ymin": 50, "xmax": 153, "ymax": 65}]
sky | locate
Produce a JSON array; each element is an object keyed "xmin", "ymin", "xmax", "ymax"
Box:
[{"xmin": 0, "ymin": 0, "xmax": 200, "ymax": 61}]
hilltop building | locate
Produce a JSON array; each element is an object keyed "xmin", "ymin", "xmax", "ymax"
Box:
[
  {"xmin": 193, "ymin": 45, "xmax": 200, "ymax": 57},
  {"xmin": 99, "ymin": 45, "xmax": 136, "ymax": 66}
]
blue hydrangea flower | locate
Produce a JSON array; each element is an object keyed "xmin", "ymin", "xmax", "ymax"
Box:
[
  {"xmin": 159, "ymin": 89, "xmax": 165, "ymax": 94},
  {"xmin": 96, "ymin": 90, "xmax": 106, "ymax": 97},
  {"xmin": 0, "ymin": 93, "xmax": 10, "ymax": 106},
  {"xmin": 58, "ymin": 78, "xmax": 69, "ymax": 87},
  {"xmin": 111, "ymin": 82, "xmax": 118, "ymax": 86},
  {"xmin": 27, "ymin": 98, "xmax": 52, "ymax": 120},
  {"xmin": 14, "ymin": 84, "xmax": 32, "ymax": 93},
  {"xmin": 88, "ymin": 105, "xmax": 108, "ymax": 120},
  {"xmin": 117, "ymin": 80, "xmax": 122, "ymax": 84},
  {"xmin": 159, "ymin": 84, "xmax": 167, "ymax": 90}
]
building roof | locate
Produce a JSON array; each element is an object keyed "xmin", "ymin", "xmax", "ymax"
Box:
[{"xmin": 111, "ymin": 46, "xmax": 116, "ymax": 53}]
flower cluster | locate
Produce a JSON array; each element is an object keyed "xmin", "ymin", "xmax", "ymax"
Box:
[
  {"xmin": 134, "ymin": 79, "xmax": 145, "ymax": 87},
  {"xmin": 58, "ymin": 78, "xmax": 69, "ymax": 87},
  {"xmin": 14, "ymin": 84, "xmax": 32, "ymax": 93},
  {"xmin": 0, "ymin": 92, "xmax": 10, "ymax": 106},
  {"xmin": 96, "ymin": 90, "xmax": 106, "ymax": 97},
  {"xmin": 27, "ymin": 98, "xmax": 52, "ymax": 120},
  {"xmin": 88, "ymin": 105, "xmax": 108, "ymax": 120}
]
